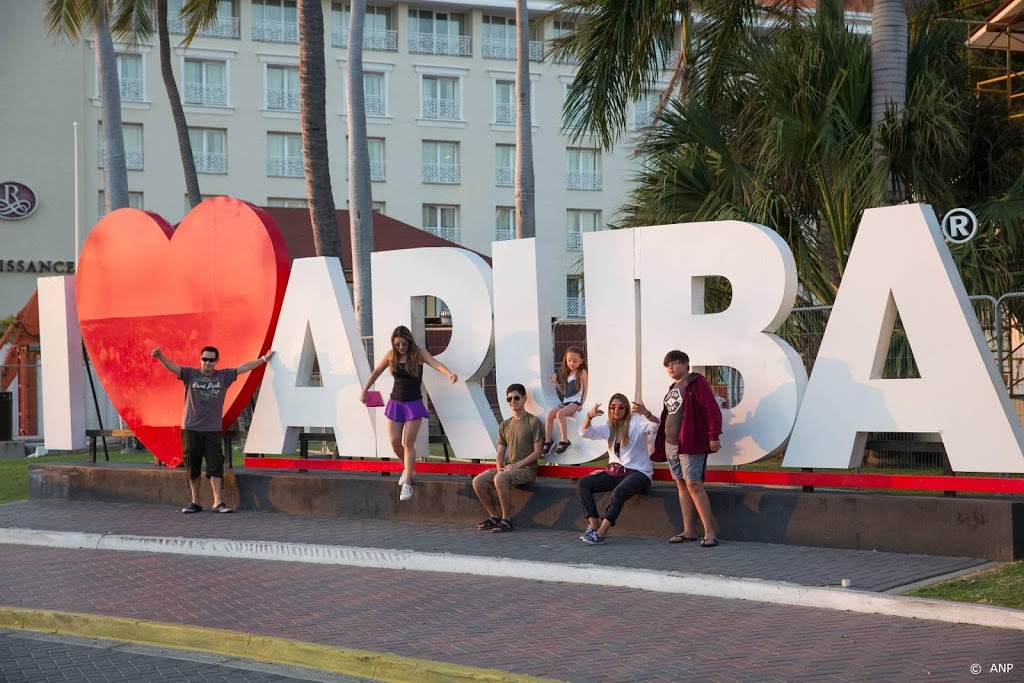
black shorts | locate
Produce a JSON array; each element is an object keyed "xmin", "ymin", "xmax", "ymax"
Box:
[{"xmin": 181, "ymin": 430, "xmax": 224, "ymax": 479}]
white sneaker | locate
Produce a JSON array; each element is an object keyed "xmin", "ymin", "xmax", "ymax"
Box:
[
  {"xmin": 399, "ymin": 483, "xmax": 413, "ymax": 501},
  {"xmin": 398, "ymin": 472, "xmax": 408, "ymax": 487}
]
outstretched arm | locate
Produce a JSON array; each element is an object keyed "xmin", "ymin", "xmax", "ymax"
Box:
[
  {"xmin": 419, "ymin": 348, "xmax": 457, "ymax": 383},
  {"xmin": 360, "ymin": 349, "xmax": 393, "ymax": 402},
  {"xmin": 237, "ymin": 350, "xmax": 275, "ymax": 375},
  {"xmin": 151, "ymin": 347, "xmax": 182, "ymax": 379}
]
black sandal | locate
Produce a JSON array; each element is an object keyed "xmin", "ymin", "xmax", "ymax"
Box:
[
  {"xmin": 542, "ymin": 440, "xmax": 554, "ymax": 455},
  {"xmin": 476, "ymin": 516, "xmax": 500, "ymax": 530},
  {"xmin": 491, "ymin": 518, "xmax": 514, "ymax": 533},
  {"xmin": 553, "ymin": 441, "xmax": 572, "ymax": 454}
]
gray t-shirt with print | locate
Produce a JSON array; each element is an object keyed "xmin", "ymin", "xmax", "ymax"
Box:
[
  {"xmin": 663, "ymin": 380, "xmax": 685, "ymax": 446},
  {"xmin": 180, "ymin": 367, "xmax": 238, "ymax": 432}
]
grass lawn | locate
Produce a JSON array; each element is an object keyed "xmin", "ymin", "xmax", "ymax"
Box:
[
  {"xmin": 0, "ymin": 451, "xmax": 163, "ymax": 504},
  {"xmin": 908, "ymin": 562, "xmax": 1024, "ymax": 610}
]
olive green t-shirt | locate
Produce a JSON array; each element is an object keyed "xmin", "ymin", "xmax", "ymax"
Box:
[{"xmin": 498, "ymin": 413, "xmax": 544, "ymax": 468}]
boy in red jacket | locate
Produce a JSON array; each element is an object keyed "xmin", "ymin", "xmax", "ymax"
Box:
[{"xmin": 655, "ymin": 350, "xmax": 722, "ymax": 547}]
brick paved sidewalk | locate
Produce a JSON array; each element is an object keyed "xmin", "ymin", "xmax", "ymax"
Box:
[
  {"xmin": 0, "ymin": 543, "xmax": 1020, "ymax": 682},
  {"xmin": 0, "ymin": 500, "xmax": 986, "ymax": 592}
]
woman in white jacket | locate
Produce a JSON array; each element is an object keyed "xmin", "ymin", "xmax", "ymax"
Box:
[{"xmin": 576, "ymin": 393, "xmax": 660, "ymax": 544}]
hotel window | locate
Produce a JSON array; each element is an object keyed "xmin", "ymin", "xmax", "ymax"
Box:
[
  {"xmin": 331, "ymin": 4, "xmax": 396, "ymax": 50},
  {"xmin": 495, "ymin": 144, "xmax": 514, "ymax": 187},
  {"xmin": 482, "ymin": 16, "xmax": 542, "ymax": 61},
  {"xmin": 566, "ymin": 147, "xmax": 601, "ymax": 190},
  {"xmin": 422, "ymin": 204, "xmax": 459, "ymax": 243},
  {"xmin": 496, "ymin": 207, "xmax": 515, "ymax": 242},
  {"xmin": 98, "ymin": 123, "xmax": 144, "ymax": 170},
  {"xmin": 408, "ymin": 10, "xmax": 469, "ymax": 56},
  {"xmin": 566, "ymin": 209, "xmax": 599, "ymax": 252},
  {"xmin": 633, "ymin": 90, "xmax": 660, "ymax": 129},
  {"xmin": 266, "ymin": 65, "xmax": 300, "ymax": 111},
  {"xmin": 189, "ymin": 128, "xmax": 227, "ymax": 174},
  {"xmin": 364, "ymin": 72, "xmax": 386, "ymax": 116},
  {"xmin": 183, "ymin": 59, "xmax": 228, "ymax": 106},
  {"xmin": 169, "ymin": 0, "xmax": 239, "ymax": 38},
  {"xmin": 97, "ymin": 191, "xmax": 143, "ymax": 219},
  {"xmin": 566, "ymin": 275, "xmax": 585, "ymax": 318},
  {"xmin": 267, "ymin": 197, "xmax": 308, "ymax": 208},
  {"xmin": 368, "ymin": 138, "xmax": 386, "ymax": 181},
  {"xmin": 252, "ymin": 0, "xmax": 298, "ymax": 43},
  {"xmin": 494, "ymin": 80, "xmax": 514, "ymax": 124},
  {"xmin": 421, "ymin": 75, "xmax": 461, "ymax": 120},
  {"xmin": 117, "ymin": 54, "xmax": 144, "ymax": 101},
  {"xmin": 422, "ymin": 141, "xmax": 459, "ymax": 184},
  {"xmin": 266, "ymin": 132, "xmax": 303, "ymax": 177}
]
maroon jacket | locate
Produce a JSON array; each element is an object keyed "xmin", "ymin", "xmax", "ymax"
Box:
[{"xmin": 653, "ymin": 373, "xmax": 723, "ymax": 459}]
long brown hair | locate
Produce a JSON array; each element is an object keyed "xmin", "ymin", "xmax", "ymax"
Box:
[
  {"xmin": 556, "ymin": 346, "xmax": 588, "ymax": 394},
  {"xmin": 607, "ymin": 393, "xmax": 632, "ymax": 449},
  {"xmin": 388, "ymin": 325, "xmax": 422, "ymax": 378}
]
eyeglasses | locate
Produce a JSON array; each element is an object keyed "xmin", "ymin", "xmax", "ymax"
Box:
[
  {"xmin": 201, "ymin": 357, "xmax": 217, "ymax": 363},
  {"xmin": 610, "ymin": 404, "xmax": 629, "ymax": 411},
  {"xmin": 506, "ymin": 395, "xmax": 524, "ymax": 403}
]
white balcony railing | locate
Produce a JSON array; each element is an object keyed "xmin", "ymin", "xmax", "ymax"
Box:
[
  {"xmin": 422, "ymin": 163, "xmax": 460, "ymax": 184},
  {"xmin": 331, "ymin": 28, "xmax": 398, "ymax": 51},
  {"xmin": 194, "ymin": 152, "xmax": 227, "ymax": 174},
  {"xmin": 252, "ymin": 19, "xmax": 299, "ymax": 44},
  {"xmin": 566, "ymin": 170, "xmax": 602, "ymax": 190},
  {"xmin": 495, "ymin": 167, "xmax": 513, "ymax": 187},
  {"xmin": 267, "ymin": 88, "xmax": 300, "ymax": 111},
  {"xmin": 566, "ymin": 231, "xmax": 583, "ymax": 251},
  {"xmin": 183, "ymin": 82, "xmax": 227, "ymax": 106},
  {"xmin": 99, "ymin": 148, "xmax": 144, "ymax": 170},
  {"xmin": 369, "ymin": 160, "xmax": 386, "ymax": 181},
  {"xmin": 566, "ymin": 297, "xmax": 586, "ymax": 318},
  {"xmin": 167, "ymin": 13, "xmax": 240, "ymax": 38},
  {"xmin": 494, "ymin": 103, "xmax": 514, "ymax": 124},
  {"xmin": 120, "ymin": 78, "xmax": 143, "ymax": 101},
  {"xmin": 422, "ymin": 98, "xmax": 460, "ymax": 120},
  {"xmin": 633, "ymin": 110, "xmax": 655, "ymax": 129},
  {"xmin": 481, "ymin": 38, "xmax": 544, "ymax": 61},
  {"xmin": 495, "ymin": 228, "xmax": 515, "ymax": 242},
  {"xmin": 425, "ymin": 226, "xmax": 461, "ymax": 243},
  {"xmin": 267, "ymin": 156, "xmax": 304, "ymax": 177},
  {"xmin": 365, "ymin": 94, "xmax": 386, "ymax": 116},
  {"xmin": 408, "ymin": 32, "xmax": 471, "ymax": 56}
]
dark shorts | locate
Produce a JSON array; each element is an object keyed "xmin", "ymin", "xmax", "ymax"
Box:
[
  {"xmin": 181, "ymin": 429, "xmax": 224, "ymax": 480},
  {"xmin": 385, "ymin": 399, "xmax": 430, "ymax": 423}
]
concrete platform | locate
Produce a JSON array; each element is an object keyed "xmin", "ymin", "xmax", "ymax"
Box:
[
  {"xmin": 0, "ymin": 441, "xmax": 25, "ymax": 460},
  {"xmin": 28, "ymin": 462, "xmax": 1024, "ymax": 561}
]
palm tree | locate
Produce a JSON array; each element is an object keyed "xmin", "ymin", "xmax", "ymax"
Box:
[
  {"xmin": 297, "ymin": 0, "xmax": 342, "ymax": 260},
  {"xmin": 45, "ymin": 0, "xmax": 133, "ymax": 212},
  {"xmin": 155, "ymin": 0, "xmax": 202, "ymax": 209},
  {"xmin": 346, "ymin": 0, "xmax": 374, "ymax": 335},
  {"xmin": 871, "ymin": 0, "xmax": 908, "ymax": 128},
  {"xmin": 514, "ymin": 0, "xmax": 535, "ymax": 238}
]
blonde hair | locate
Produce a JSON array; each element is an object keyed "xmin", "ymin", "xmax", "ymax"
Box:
[{"xmin": 607, "ymin": 393, "xmax": 632, "ymax": 449}]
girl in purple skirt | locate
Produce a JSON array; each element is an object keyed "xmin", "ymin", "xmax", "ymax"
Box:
[{"xmin": 361, "ymin": 326, "xmax": 457, "ymax": 501}]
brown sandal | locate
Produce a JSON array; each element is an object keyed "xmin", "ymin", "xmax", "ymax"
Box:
[{"xmin": 669, "ymin": 533, "xmax": 699, "ymax": 543}]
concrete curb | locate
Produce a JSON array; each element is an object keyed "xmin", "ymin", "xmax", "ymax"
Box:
[
  {"xmin": 0, "ymin": 606, "xmax": 554, "ymax": 683},
  {"xmin": 2, "ymin": 527, "xmax": 1022, "ymax": 631}
]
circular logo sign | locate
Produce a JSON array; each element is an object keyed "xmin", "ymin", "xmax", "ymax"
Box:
[
  {"xmin": 0, "ymin": 182, "xmax": 38, "ymax": 221},
  {"xmin": 941, "ymin": 208, "xmax": 978, "ymax": 244}
]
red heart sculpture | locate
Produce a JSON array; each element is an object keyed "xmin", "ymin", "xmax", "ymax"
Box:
[{"xmin": 76, "ymin": 197, "xmax": 289, "ymax": 466}]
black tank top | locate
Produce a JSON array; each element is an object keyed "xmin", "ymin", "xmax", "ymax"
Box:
[{"xmin": 390, "ymin": 360, "xmax": 423, "ymax": 402}]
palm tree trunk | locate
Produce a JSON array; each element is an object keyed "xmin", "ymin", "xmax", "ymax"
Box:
[
  {"xmin": 298, "ymin": 0, "xmax": 341, "ymax": 258},
  {"xmin": 514, "ymin": 0, "xmax": 535, "ymax": 238},
  {"xmin": 871, "ymin": 0, "xmax": 907, "ymax": 127},
  {"xmin": 157, "ymin": 0, "xmax": 202, "ymax": 209},
  {"xmin": 95, "ymin": 12, "xmax": 128, "ymax": 211},
  {"xmin": 346, "ymin": 0, "xmax": 374, "ymax": 336}
]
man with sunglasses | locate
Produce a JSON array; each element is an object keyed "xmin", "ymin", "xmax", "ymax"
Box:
[
  {"xmin": 471, "ymin": 384, "xmax": 544, "ymax": 533},
  {"xmin": 152, "ymin": 345, "xmax": 273, "ymax": 514}
]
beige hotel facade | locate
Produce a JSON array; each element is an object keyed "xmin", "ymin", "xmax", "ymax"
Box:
[{"xmin": 0, "ymin": 0, "xmax": 675, "ymax": 319}]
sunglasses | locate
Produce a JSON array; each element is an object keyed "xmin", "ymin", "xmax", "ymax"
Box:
[
  {"xmin": 610, "ymin": 404, "xmax": 629, "ymax": 411},
  {"xmin": 201, "ymin": 357, "xmax": 217, "ymax": 363},
  {"xmin": 506, "ymin": 395, "xmax": 524, "ymax": 403},
  {"xmin": 393, "ymin": 341, "xmax": 410, "ymax": 347}
]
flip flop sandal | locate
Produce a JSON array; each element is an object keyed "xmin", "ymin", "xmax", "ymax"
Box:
[
  {"xmin": 669, "ymin": 534, "xmax": 699, "ymax": 543},
  {"xmin": 553, "ymin": 441, "xmax": 572, "ymax": 454},
  {"xmin": 700, "ymin": 538, "xmax": 719, "ymax": 548},
  {"xmin": 476, "ymin": 517, "xmax": 501, "ymax": 530},
  {"xmin": 491, "ymin": 519, "xmax": 514, "ymax": 533}
]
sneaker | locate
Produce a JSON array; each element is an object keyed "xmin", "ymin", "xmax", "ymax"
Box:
[
  {"xmin": 579, "ymin": 524, "xmax": 595, "ymax": 540},
  {"xmin": 581, "ymin": 528, "xmax": 604, "ymax": 545},
  {"xmin": 181, "ymin": 502, "xmax": 202, "ymax": 514},
  {"xmin": 398, "ymin": 471, "xmax": 408, "ymax": 487},
  {"xmin": 212, "ymin": 502, "xmax": 234, "ymax": 514},
  {"xmin": 399, "ymin": 484, "xmax": 413, "ymax": 501}
]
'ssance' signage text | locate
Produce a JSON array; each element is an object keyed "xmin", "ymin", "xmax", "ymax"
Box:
[{"xmin": 39, "ymin": 204, "xmax": 1024, "ymax": 473}]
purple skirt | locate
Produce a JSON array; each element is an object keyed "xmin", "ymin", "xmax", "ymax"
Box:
[{"xmin": 385, "ymin": 398, "xmax": 430, "ymax": 423}]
